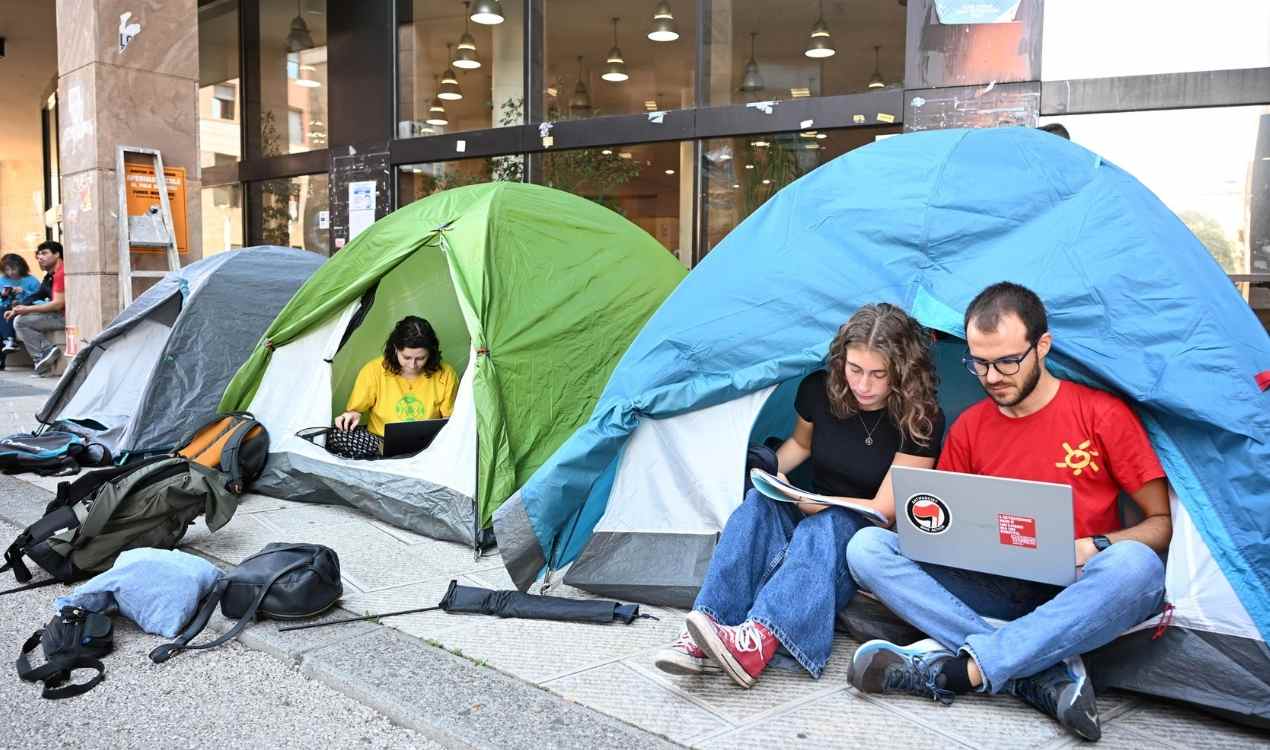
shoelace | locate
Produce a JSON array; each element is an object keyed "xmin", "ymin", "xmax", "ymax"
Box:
[
  {"xmin": 728, "ymin": 621, "xmax": 768, "ymax": 657},
  {"xmin": 673, "ymin": 631, "xmax": 699, "ymax": 652},
  {"xmin": 884, "ymin": 653, "xmax": 955, "ymax": 706}
]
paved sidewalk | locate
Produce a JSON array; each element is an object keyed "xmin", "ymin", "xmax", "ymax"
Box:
[{"xmin": 2, "ymin": 368, "xmax": 1266, "ymax": 748}]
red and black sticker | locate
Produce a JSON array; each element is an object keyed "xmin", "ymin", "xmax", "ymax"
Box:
[
  {"xmin": 906, "ymin": 494, "xmax": 950, "ymax": 535},
  {"xmin": 998, "ymin": 513, "xmax": 1037, "ymax": 549}
]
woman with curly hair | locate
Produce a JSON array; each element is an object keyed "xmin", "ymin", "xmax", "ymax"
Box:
[
  {"xmin": 334, "ymin": 316, "xmax": 459, "ymax": 436},
  {"xmin": 655, "ymin": 303, "xmax": 945, "ymax": 688}
]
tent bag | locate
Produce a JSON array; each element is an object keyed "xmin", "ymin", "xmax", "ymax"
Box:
[
  {"xmin": 17, "ymin": 606, "xmax": 114, "ymax": 700},
  {"xmin": 438, "ymin": 579, "xmax": 645, "ymax": 624},
  {"xmin": 149, "ymin": 543, "xmax": 342, "ymax": 663}
]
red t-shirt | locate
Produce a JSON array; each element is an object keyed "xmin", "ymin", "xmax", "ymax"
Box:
[
  {"xmin": 937, "ymin": 381, "xmax": 1165, "ymax": 538},
  {"xmin": 51, "ymin": 263, "xmax": 65, "ymax": 295}
]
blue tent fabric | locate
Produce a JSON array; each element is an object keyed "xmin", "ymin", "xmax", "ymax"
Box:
[{"xmin": 496, "ymin": 127, "xmax": 1270, "ymax": 642}]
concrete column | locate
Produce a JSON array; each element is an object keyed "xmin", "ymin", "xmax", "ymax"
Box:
[{"xmin": 56, "ymin": 0, "xmax": 201, "ymax": 339}]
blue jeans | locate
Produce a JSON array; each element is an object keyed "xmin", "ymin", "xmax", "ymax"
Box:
[
  {"xmin": 694, "ymin": 489, "xmax": 869, "ymax": 678},
  {"xmin": 847, "ymin": 527, "xmax": 1166, "ymax": 693}
]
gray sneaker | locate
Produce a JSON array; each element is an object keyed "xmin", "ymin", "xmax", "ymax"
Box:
[
  {"xmin": 848, "ymin": 638, "xmax": 957, "ymax": 705},
  {"xmin": 1009, "ymin": 656, "xmax": 1101, "ymax": 741},
  {"xmin": 33, "ymin": 346, "xmax": 60, "ymax": 375}
]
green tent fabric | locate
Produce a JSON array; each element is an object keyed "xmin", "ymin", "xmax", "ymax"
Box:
[{"xmin": 221, "ymin": 182, "xmax": 685, "ymax": 540}]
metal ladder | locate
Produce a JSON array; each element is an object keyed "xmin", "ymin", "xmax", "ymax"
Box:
[{"xmin": 115, "ymin": 146, "xmax": 180, "ymax": 307}]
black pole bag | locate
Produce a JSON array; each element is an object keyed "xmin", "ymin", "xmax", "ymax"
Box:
[
  {"xmin": 149, "ymin": 543, "xmax": 342, "ymax": 663},
  {"xmin": 17, "ymin": 606, "xmax": 114, "ymax": 700},
  {"xmin": 439, "ymin": 580, "xmax": 652, "ymax": 624}
]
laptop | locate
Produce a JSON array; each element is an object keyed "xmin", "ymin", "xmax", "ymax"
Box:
[
  {"xmin": 891, "ymin": 466, "xmax": 1077, "ymax": 586},
  {"xmin": 382, "ymin": 418, "xmax": 449, "ymax": 458}
]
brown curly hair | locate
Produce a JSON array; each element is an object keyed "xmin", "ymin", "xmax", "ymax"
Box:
[{"xmin": 825, "ymin": 303, "xmax": 941, "ymax": 448}]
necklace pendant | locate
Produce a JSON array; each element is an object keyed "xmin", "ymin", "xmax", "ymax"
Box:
[{"xmin": 864, "ymin": 436, "xmax": 873, "ymax": 446}]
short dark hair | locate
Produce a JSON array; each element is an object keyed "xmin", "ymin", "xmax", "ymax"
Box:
[
  {"xmin": 382, "ymin": 315, "xmax": 443, "ymax": 376},
  {"xmin": 964, "ymin": 282, "xmax": 1048, "ymax": 344},
  {"xmin": 36, "ymin": 240, "xmax": 63, "ymax": 258},
  {"xmin": 1038, "ymin": 123, "xmax": 1070, "ymax": 140},
  {"xmin": 1, "ymin": 253, "xmax": 30, "ymax": 277}
]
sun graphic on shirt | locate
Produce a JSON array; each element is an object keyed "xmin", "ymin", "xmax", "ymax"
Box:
[{"xmin": 1056, "ymin": 440, "xmax": 1101, "ymax": 477}]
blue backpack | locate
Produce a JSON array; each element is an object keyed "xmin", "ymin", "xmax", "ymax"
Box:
[{"xmin": 0, "ymin": 431, "xmax": 111, "ymax": 477}]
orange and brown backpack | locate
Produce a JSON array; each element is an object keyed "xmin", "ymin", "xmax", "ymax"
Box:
[{"xmin": 1, "ymin": 413, "xmax": 269, "ymax": 586}]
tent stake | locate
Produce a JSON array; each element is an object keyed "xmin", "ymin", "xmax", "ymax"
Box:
[{"xmin": 278, "ymin": 605, "xmax": 442, "ymax": 632}]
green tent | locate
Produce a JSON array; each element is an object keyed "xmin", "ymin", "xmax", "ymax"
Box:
[{"xmin": 220, "ymin": 182, "xmax": 685, "ymax": 546}]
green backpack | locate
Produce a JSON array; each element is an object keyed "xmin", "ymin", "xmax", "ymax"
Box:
[{"xmin": 1, "ymin": 413, "xmax": 268, "ymax": 585}]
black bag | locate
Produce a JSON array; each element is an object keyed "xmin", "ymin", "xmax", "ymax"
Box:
[
  {"xmin": 0, "ymin": 430, "xmax": 111, "ymax": 477},
  {"xmin": 17, "ymin": 606, "xmax": 114, "ymax": 699},
  {"xmin": 149, "ymin": 543, "xmax": 342, "ymax": 663},
  {"xmin": 439, "ymin": 580, "xmax": 649, "ymax": 624},
  {"xmin": 297, "ymin": 426, "xmax": 382, "ymax": 460}
]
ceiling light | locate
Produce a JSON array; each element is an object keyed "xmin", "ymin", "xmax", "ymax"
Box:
[
  {"xmin": 744, "ymin": 164, "xmax": 754, "ymax": 169},
  {"xmin": 295, "ymin": 77, "xmax": 321, "ymax": 88},
  {"xmin": 868, "ymin": 45, "xmax": 885, "ymax": 88},
  {"xmin": 804, "ymin": 0, "xmax": 835, "ymax": 58},
  {"xmin": 426, "ymin": 76, "xmax": 448, "ymax": 125},
  {"xmin": 804, "ymin": 143, "xmax": 819, "ymax": 149},
  {"xmin": 800, "ymin": 130, "xmax": 817, "ymax": 138},
  {"xmin": 739, "ymin": 32, "xmax": 764, "ymax": 93},
  {"xmin": 439, "ymin": 45, "xmax": 463, "ymax": 100},
  {"xmin": 619, "ymin": 152, "xmax": 633, "ymax": 159},
  {"xmin": 790, "ymin": 87, "xmax": 811, "ymax": 98},
  {"xmin": 750, "ymin": 138, "xmax": 770, "ymax": 148},
  {"xmin": 816, "ymin": 132, "xmax": 827, "ymax": 139},
  {"xmin": 454, "ymin": 3, "xmax": 482, "ymax": 69},
  {"xmin": 643, "ymin": 100, "xmax": 658, "ymax": 111},
  {"xmin": 286, "ymin": 0, "xmax": 315, "ymax": 53},
  {"xmin": 602, "ymin": 18, "xmax": 629, "ymax": 82},
  {"xmin": 762, "ymin": 178, "xmax": 772, "ymax": 185},
  {"xmin": 648, "ymin": 1, "xmax": 679, "ymax": 42},
  {"xmin": 570, "ymin": 56, "xmax": 591, "ymax": 114},
  {"xmin": 731, "ymin": 183, "xmax": 740, "ymax": 188},
  {"xmin": 470, "ymin": 0, "xmax": 504, "ymax": 25},
  {"xmin": 665, "ymin": 169, "xmax": 675, "ymax": 175},
  {"xmin": 546, "ymin": 86, "xmax": 558, "ymax": 97},
  {"xmin": 299, "ymin": 64, "xmax": 316, "ymax": 72},
  {"xmin": 601, "ymin": 149, "xmax": 613, "ymax": 155}
]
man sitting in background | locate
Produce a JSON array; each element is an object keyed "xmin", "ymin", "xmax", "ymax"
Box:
[{"xmin": 4, "ymin": 241, "xmax": 67, "ymax": 376}]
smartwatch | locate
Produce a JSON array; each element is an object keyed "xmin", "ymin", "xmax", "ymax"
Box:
[{"xmin": 1092, "ymin": 535, "xmax": 1112, "ymax": 552}]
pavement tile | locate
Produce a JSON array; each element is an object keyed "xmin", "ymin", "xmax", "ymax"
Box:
[
  {"xmin": 543, "ymin": 661, "xmax": 730, "ymax": 745},
  {"xmin": 339, "ymin": 573, "xmax": 494, "ymax": 639},
  {"xmin": 301, "ymin": 627, "xmax": 680, "ymax": 749},
  {"xmin": 863, "ymin": 687, "xmax": 1068, "ymax": 749},
  {"xmin": 250, "ymin": 502, "xmax": 381, "ymax": 535},
  {"xmin": 1038, "ymin": 720, "xmax": 1190, "ymax": 750},
  {"xmin": 696, "ymin": 688, "xmax": 954, "ymax": 750},
  {"xmin": 435, "ymin": 605, "xmax": 683, "ymax": 683},
  {"xmin": 1116, "ymin": 701, "xmax": 1268, "ymax": 749},
  {"xmin": 205, "ymin": 605, "xmax": 382, "ymax": 663},
  {"xmin": 235, "ymin": 492, "xmax": 297, "ymax": 514},
  {"xmin": 183, "ymin": 512, "xmax": 286, "ymax": 563},
  {"xmin": 626, "ymin": 631, "xmax": 857, "ymax": 725}
]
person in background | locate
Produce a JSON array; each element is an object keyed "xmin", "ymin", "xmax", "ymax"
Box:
[
  {"xmin": 4, "ymin": 241, "xmax": 66, "ymax": 376},
  {"xmin": 0, "ymin": 253, "xmax": 42, "ymax": 362},
  {"xmin": 654, "ymin": 304, "xmax": 945, "ymax": 689},
  {"xmin": 335, "ymin": 315, "xmax": 459, "ymax": 436}
]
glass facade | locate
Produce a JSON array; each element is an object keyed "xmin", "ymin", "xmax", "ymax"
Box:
[
  {"xmin": 199, "ymin": 0, "xmax": 242, "ymax": 168},
  {"xmin": 201, "ymin": 184, "xmax": 245, "ymax": 257},
  {"xmin": 398, "ymin": 1, "xmax": 525, "ymax": 137},
  {"xmin": 398, "ymin": 156, "xmax": 524, "ymax": 204},
  {"xmin": 259, "ymin": 0, "xmax": 328, "ymax": 156},
  {"xmin": 701, "ymin": 125, "xmax": 900, "ymax": 254},
  {"xmin": 706, "ymin": 0, "xmax": 906, "ymax": 105},
  {"xmin": 259, "ymin": 174, "xmax": 330, "ymax": 254}
]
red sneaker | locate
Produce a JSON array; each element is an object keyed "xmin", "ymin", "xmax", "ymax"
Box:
[
  {"xmin": 685, "ymin": 610, "xmax": 777, "ymax": 688},
  {"xmin": 653, "ymin": 629, "xmax": 718, "ymax": 675}
]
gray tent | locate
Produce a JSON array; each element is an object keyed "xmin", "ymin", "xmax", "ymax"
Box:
[{"xmin": 38, "ymin": 246, "xmax": 324, "ymax": 458}]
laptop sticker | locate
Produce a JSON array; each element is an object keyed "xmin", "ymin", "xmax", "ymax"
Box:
[
  {"xmin": 998, "ymin": 513, "xmax": 1038, "ymax": 549},
  {"xmin": 905, "ymin": 494, "xmax": 950, "ymax": 534}
]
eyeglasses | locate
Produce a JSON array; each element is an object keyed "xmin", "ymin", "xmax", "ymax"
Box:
[{"xmin": 962, "ymin": 342, "xmax": 1037, "ymax": 377}]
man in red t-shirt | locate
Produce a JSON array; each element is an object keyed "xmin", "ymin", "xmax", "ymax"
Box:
[
  {"xmin": 6, "ymin": 240, "xmax": 67, "ymax": 375},
  {"xmin": 845, "ymin": 282, "xmax": 1172, "ymax": 742}
]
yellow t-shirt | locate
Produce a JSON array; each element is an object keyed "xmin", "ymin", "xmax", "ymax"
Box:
[{"xmin": 345, "ymin": 357, "xmax": 459, "ymax": 436}]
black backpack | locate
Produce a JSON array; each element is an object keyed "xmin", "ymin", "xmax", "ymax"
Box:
[
  {"xmin": 17, "ymin": 606, "xmax": 114, "ymax": 699},
  {"xmin": 149, "ymin": 543, "xmax": 342, "ymax": 663},
  {"xmin": 0, "ymin": 430, "xmax": 111, "ymax": 477},
  {"xmin": 0, "ymin": 413, "xmax": 269, "ymax": 585}
]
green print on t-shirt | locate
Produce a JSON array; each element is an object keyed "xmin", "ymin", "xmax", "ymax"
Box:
[{"xmin": 395, "ymin": 393, "xmax": 429, "ymax": 422}]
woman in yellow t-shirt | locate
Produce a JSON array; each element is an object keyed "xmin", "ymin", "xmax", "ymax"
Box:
[{"xmin": 334, "ymin": 316, "xmax": 459, "ymax": 437}]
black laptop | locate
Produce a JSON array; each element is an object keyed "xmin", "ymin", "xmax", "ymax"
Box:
[{"xmin": 382, "ymin": 418, "xmax": 449, "ymax": 457}]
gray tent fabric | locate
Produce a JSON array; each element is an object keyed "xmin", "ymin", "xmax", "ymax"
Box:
[{"xmin": 38, "ymin": 247, "xmax": 324, "ymax": 457}]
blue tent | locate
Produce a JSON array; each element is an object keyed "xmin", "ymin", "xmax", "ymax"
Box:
[{"xmin": 494, "ymin": 127, "xmax": 1270, "ymax": 724}]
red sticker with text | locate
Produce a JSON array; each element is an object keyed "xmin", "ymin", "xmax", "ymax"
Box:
[{"xmin": 998, "ymin": 514, "xmax": 1038, "ymax": 549}]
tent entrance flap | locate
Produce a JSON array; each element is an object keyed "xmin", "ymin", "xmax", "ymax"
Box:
[{"xmin": 330, "ymin": 242, "xmax": 472, "ymax": 416}]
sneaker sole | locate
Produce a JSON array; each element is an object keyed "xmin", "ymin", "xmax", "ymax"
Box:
[
  {"xmin": 652, "ymin": 649, "xmax": 718, "ymax": 676},
  {"xmin": 685, "ymin": 611, "xmax": 755, "ymax": 689}
]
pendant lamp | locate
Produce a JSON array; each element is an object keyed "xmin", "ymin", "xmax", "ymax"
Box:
[
  {"xmin": 439, "ymin": 44, "xmax": 463, "ymax": 100},
  {"xmin": 454, "ymin": 2, "xmax": 482, "ymax": 69},
  {"xmin": 647, "ymin": 1, "xmax": 679, "ymax": 42},
  {"xmin": 739, "ymin": 32, "xmax": 764, "ymax": 93},
  {"xmin": 868, "ymin": 45, "xmax": 885, "ymax": 88},
  {"xmin": 804, "ymin": 0, "xmax": 835, "ymax": 59},
  {"xmin": 470, "ymin": 0, "xmax": 504, "ymax": 25},
  {"xmin": 602, "ymin": 18, "xmax": 629, "ymax": 83},
  {"xmin": 426, "ymin": 76, "xmax": 449, "ymax": 126},
  {"xmin": 286, "ymin": 0, "xmax": 315, "ymax": 53},
  {"xmin": 570, "ymin": 56, "xmax": 592, "ymax": 114}
]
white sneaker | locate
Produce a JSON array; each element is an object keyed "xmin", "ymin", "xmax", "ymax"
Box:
[
  {"xmin": 1, "ymin": 338, "xmax": 16, "ymax": 353},
  {"xmin": 33, "ymin": 346, "xmax": 60, "ymax": 375},
  {"xmin": 653, "ymin": 629, "xmax": 720, "ymax": 676}
]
